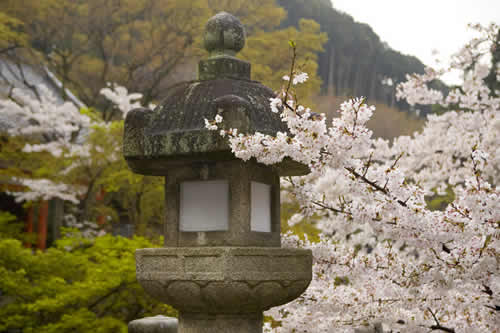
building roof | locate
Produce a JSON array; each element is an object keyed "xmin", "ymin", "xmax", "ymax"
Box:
[{"xmin": 0, "ymin": 58, "xmax": 86, "ymax": 133}]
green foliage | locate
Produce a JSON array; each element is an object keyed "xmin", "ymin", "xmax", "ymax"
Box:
[
  {"xmin": 280, "ymin": 202, "xmax": 321, "ymax": 243},
  {"xmin": 0, "ymin": 113, "xmax": 165, "ymax": 236},
  {"xmin": 206, "ymin": 0, "xmax": 287, "ymax": 32},
  {"xmin": 1, "ymin": 0, "xmax": 327, "ymax": 109},
  {"xmin": 0, "ymin": 233, "xmax": 175, "ymax": 333},
  {"xmin": 0, "ymin": 0, "xmax": 210, "ymax": 108},
  {"xmin": 0, "ymin": 211, "xmax": 23, "ymax": 240},
  {"xmin": 87, "ymin": 120, "xmax": 165, "ymax": 236},
  {"xmin": 0, "ymin": 12, "xmax": 27, "ymax": 51},
  {"xmin": 79, "ymin": 108, "xmax": 103, "ymax": 123},
  {"xmin": 426, "ymin": 187, "xmax": 455, "ymax": 211},
  {"xmin": 0, "ymin": 135, "xmax": 40, "ymax": 184},
  {"xmin": 333, "ymin": 276, "xmax": 349, "ymax": 286},
  {"xmin": 241, "ymin": 18, "xmax": 327, "ymax": 104}
]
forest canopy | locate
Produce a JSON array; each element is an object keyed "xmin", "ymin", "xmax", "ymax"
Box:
[{"xmin": 0, "ymin": 0, "xmax": 435, "ymax": 112}]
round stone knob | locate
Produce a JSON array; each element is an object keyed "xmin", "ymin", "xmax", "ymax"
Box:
[
  {"xmin": 204, "ymin": 12, "xmax": 246, "ymax": 56},
  {"xmin": 128, "ymin": 316, "xmax": 178, "ymax": 333}
]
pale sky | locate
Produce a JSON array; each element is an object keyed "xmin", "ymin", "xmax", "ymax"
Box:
[{"xmin": 330, "ymin": 0, "xmax": 500, "ymax": 84}]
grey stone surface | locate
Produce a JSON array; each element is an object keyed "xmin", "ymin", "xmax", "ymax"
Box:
[
  {"xmin": 135, "ymin": 247, "xmax": 312, "ymax": 313},
  {"xmin": 199, "ymin": 12, "xmax": 249, "ymax": 81},
  {"xmin": 128, "ymin": 316, "xmax": 178, "ymax": 333},
  {"xmin": 198, "ymin": 57, "xmax": 250, "ymax": 81},
  {"xmin": 179, "ymin": 313, "xmax": 261, "ymax": 333},
  {"xmin": 164, "ymin": 160, "xmax": 281, "ymax": 247},
  {"xmin": 204, "ymin": 12, "xmax": 245, "ymax": 57},
  {"xmin": 123, "ymin": 78, "xmax": 293, "ymax": 173}
]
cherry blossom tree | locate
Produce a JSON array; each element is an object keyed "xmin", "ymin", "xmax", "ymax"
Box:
[
  {"xmin": 0, "ymin": 83, "xmax": 161, "ymax": 231},
  {"xmin": 0, "ymin": 85, "xmax": 91, "ymax": 203},
  {"xmin": 206, "ymin": 23, "xmax": 499, "ymax": 333}
]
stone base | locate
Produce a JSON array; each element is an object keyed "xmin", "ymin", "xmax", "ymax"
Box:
[
  {"xmin": 128, "ymin": 316, "xmax": 178, "ymax": 333},
  {"xmin": 136, "ymin": 247, "xmax": 312, "ymax": 313},
  {"xmin": 179, "ymin": 312, "xmax": 262, "ymax": 333}
]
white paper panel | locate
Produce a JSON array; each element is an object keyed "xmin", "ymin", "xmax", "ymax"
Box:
[
  {"xmin": 180, "ymin": 180, "xmax": 229, "ymax": 232},
  {"xmin": 251, "ymin": 181, "xmax": 271, "ymax": 232}
]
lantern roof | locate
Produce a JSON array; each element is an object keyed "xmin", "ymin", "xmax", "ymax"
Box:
[{"xmin": 123, "ymin": 12, "xmax": 308, "ymax": 176}]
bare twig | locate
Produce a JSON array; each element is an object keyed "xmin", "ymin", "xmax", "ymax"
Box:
[{"xmin": 427, "ymin": 308, "xmax": 456, "ymax": 333}]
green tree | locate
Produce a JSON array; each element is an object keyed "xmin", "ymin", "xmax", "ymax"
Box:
[
  {"xmin": 0, "ymin": 104, "xmax": 164, "ymax": 236},
  {"xmin": 241, "ymin": 19, "xmax": 327, "ymax": 104},
  {"xmin": 90, "ymin": 121, "xmax": 165, "ymax": 237},
  {"xmin": 0, "ymin": 12, "xmax": 27, "ymax": 54},
  {"xmin": 1, "ymin": 0, "xmax": 209, "ymax": 111},
  {"xmin": 2, "ymin": 0, "xmax": 327, "ymax": 111},
  {"xmin": 0, "ymin": 211, "xmax": 23, "ymax": 240},
  {"xmin": 0, "ymin": 231, "xmax": 174, "ymax": 333}
]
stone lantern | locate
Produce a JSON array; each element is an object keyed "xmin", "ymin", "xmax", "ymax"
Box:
[{"xmin": 123, "ymin": 12, "xmax": 312, "ymax": 333}]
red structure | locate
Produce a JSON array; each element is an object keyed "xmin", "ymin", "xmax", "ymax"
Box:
[{"xmin": 37, "ymin": 201, "xmax": 49, "ymax": 250}]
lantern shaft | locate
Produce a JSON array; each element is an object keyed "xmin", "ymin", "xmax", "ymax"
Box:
[{"xmin": 179, "ymin": 313, "xmax": 262, "ymax": 333}]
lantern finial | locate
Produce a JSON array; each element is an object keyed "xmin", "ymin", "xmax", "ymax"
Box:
[{"xmin": 204, "ymin": 12, "xmax": 246, "ymax": 57}]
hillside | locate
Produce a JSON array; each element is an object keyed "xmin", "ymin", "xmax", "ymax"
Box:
[
  {"xmin": 315, "ymin": 95, "xmax": 425, "ymax": 140},
  {"xmin": 277, "ymin": 0, "xmax": 436, "ymax": 113},
  {"xmin": 0, "ymin": 0, "xmax": 444, "ymax": 116}
]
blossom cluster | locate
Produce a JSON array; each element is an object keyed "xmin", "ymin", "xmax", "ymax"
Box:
[
  {"xmin": 63, "ymin": 214, "xmax": 107, "ymax": 239},
  {"xmin": 0, "ymin": 85, "xmax": 91, "ymax": 158},
  {"xmin": 6, "ymin": 178, "xmax": 84, "ymax": 204},
  {"xmin": 207, "ymin": 24, "xmax": 499, "ymax": 332},
  {"xmin": 99, "ymin": 83, "xmax": 151, "ymax": 118}
]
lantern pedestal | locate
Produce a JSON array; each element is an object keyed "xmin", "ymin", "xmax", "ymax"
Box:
[
  {"xmin": 179, "ymin": 313, "xmax": 262, "ymax": 333},
  {"xmin": 136, "ymin": 247, "xmax": 312, "ymax": 333}
]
